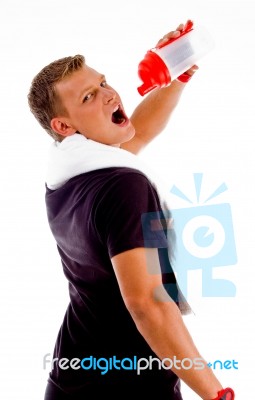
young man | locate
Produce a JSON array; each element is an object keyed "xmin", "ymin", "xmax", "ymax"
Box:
[{"xmin": 28, "ymin": 22, "xmax": 234, "ymax": 400}]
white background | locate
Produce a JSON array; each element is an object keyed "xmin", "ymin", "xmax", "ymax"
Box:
[{"xmin": 0, "ymin": 0, "xmax": 254, "ymax": 398}]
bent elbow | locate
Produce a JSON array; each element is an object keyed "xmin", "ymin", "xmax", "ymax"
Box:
[{"xmin": 124, "ymin": 296, "xmax": 151, "ymax": 322}]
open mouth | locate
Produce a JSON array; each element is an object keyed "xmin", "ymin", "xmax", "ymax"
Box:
[{"xmin": 111, "ymin": 104, "xmax": 128, "ymax": 125}]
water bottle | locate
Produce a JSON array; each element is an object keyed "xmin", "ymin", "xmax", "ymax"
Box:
[{"xmin": 137, "ymin": 21, "xmax": 214, "ymax": 96}]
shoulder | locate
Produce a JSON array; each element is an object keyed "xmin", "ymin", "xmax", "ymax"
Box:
[
  {"xmin": 65, "ymin": 167, "xmax": 157, "ymax": 201},
  {"xmin": 94, "ymin": 167, "xmax": 162, "ymax": 226},
  {"xmin": 95, "ymin": 167, "xmax": 159, "ymax": 207},
  {"xmin": 104, "ymin": 167, "xmax": 155, "ymax": 194}
]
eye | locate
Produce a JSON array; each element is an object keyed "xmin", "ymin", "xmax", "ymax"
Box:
[
  {"xmin": 100, "ymin": 80, "xmax": 107, "ymax": 88},
  {"xmin": 83, "ymin": 92, "xmax": 93, "ymax": 102}
]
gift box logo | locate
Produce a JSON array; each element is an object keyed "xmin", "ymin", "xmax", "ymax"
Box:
[
  {"xmin": 141, "ymin": 173, "xmax": 237, "ymax": 299},
  {"xmin": 170, "ymin": 173, "xmax": 237, "ymax": 298}
]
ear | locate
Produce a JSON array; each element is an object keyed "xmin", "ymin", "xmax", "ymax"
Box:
[{"xmin": 50, "ymin": 117, "xmax": 77, "ymax": 138}]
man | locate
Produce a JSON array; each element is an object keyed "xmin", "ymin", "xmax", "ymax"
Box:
[{"xmin": 28, "ymin": 21, "xmax": 234, "ymax": 400}]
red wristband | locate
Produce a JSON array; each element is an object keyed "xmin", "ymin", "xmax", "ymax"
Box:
[{"xmin": 212, "ymin": 387, "xmax": 235, "ymax": 400}]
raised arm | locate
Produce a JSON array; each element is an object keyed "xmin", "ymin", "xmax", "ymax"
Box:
[
  {"xmin": 122, "ymin": 80, "xmax": 190, "ymax": 154},
  {"xmin": 111, "ymin": 247, "xmax": 223, "ymax": 400},
  {"xmin": 121, "ymin": 21, "xmax": 198, "ymax": 154}
]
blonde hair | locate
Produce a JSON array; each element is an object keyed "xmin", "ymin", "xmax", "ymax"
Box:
[{"xmin": 28, "ymin": 55, "xmax": 85, "ymax": 141}]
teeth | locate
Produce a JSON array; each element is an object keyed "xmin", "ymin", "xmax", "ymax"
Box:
[{"xmin": 113, "ymin": 105, "xmax": 119, "ymax": 113}]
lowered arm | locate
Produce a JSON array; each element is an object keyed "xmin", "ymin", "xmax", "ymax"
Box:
[{"xmin": 111, "ymin": 247, "xmax": 223, "ymax": 399}]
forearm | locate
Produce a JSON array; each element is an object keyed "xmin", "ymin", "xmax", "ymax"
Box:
[
  {"xmin": 125, "ymin": 80, "xmax": 186, "ymax": 153},
  {"xmin": 129, "ymin": 295, "xmax": 222, "ymax": 399}
]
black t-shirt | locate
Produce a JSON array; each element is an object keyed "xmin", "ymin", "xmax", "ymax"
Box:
[{"xmin": 45, "ymin": 167, "xmax": 183, "ymax": 397}]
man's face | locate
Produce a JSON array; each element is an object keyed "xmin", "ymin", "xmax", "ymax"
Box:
[{"xmin": 54, "ymin": 65, "xmax": 135, "ymax": 147}]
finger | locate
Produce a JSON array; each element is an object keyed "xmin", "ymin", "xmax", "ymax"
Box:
[
  {"xmin": 163, "ymin": 30, "xmax": 181, "ymax": 40},
  {"xmin": 185, "ymin": 65, "xmax": 199, "ymax": 76},
  {"xmin": 156, "ymin": 30, "xmax": 180, "ymax": 47},
  {"xmin": 176, "ymin": 23, "xmax": 185, "ymax": 32},
  {"xmin": 177, "ymin": 64, "xmax": 199, "ymax": 83},
  {"xmin": 176, "ymin": 19, "xmax": 193, "ymax": 32}
]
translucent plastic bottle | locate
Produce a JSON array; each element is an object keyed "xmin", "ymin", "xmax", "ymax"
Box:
[{"xmin": 137, "ymin": 21, "xmax": 215, "ymax": 96}]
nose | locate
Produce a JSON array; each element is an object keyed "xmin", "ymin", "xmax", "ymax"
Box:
[{"xmin": 102, "ymin": 87, "xmax": 116, "ymax": 105}]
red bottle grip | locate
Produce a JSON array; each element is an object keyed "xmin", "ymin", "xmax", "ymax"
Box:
[{"xmin": 176, "ymin": 71, "xmax": 193, "ymax": 83}]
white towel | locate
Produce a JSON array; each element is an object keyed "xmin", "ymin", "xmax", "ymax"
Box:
[
  {"xmin": 46, "ymin": 134, "xmax": 146, "ymax": 189},
  {"xmin": 46, "ymin": 133, "xmax": 170, "ymax": 208}
]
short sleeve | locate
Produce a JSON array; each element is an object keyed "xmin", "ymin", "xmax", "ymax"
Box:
[{"xmin": 95, "ymin": 169, "xmax": 168, "ymax": 258}]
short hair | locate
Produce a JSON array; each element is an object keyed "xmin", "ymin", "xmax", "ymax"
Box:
[{"xmin": 27, "ymin": 54, "xmax": 85, "ymax": 141}]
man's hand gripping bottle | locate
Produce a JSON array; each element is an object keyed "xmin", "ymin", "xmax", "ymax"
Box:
[{"xmin": 137, "ymin": 20, "xmax": 214, "ymax": 96}]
